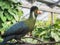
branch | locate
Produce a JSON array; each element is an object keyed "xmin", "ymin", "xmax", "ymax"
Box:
[
  {"xmin": 20, "ymin": 5, "xmax": 60, "ymax": 14},
  {"xmin": 0, "ymin": 41, "xmax": 60, "ymax": 45},
  {"xmin": 36, "ymin": 0, "xmax": 60, "ymax": 7},
  {"xmin": 23, "ymin": 37, "xmax": 43, "ymax": 42}
]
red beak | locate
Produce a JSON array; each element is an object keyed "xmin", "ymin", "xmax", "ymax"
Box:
[{"xmin": 37, "ymin": 10, "xmax": 42, "ymax": 14}]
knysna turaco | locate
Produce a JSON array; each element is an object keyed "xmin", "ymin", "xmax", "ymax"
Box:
[{"xmin": 1, "ymin": 6, "xmax": 41, "ymax": 43}]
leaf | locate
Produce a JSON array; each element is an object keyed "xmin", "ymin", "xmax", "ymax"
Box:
[
  {"xmin": 0, "ymin": 11, "xmax": 3, "ymax": 17},
  {"xmin": 17, "ymin": 10, "xmax": 23, "ymax": 16},
  {"xmin": 4, "ymin": 12, "xmax": 13, "ymax": 20},
  {"xmin": 0, "ymin": 1, "xmax": 3, "ymax": 6},
  {"xmin": 0, "ymin": 1, "xmax": 10, "ymax": 10},
  {"xmin": 2, "ymin": 21, "xmax": 12, "ymax": 30},
  {"xmin": 39, "ymin": 31, "xmax": 47, "ymax": 37},
  {"xmin": 57, "ymin": 32, "xmax": 60, "ymax": 36},
  {"xmin": 10, "ymin": 0, "xmax": 20, "ymax": 3},
  {"xmin": 0, "ymin": 37, "xmax": 3, "ymax": 42},
  {"xmin": 12, "ymin": 19, "xmax": 16, "ymax": 23},
  {"xmin": 0, "ymin": 15, "xmax": 7, "ymax": 22},
  {"xmin": 51, "ymin": 31, "xmax": 60, "ymax": 42},
  {"xmin": 2, "ymin": 22, "xmax": 8, "ymax": 30},
  {"xmin": 8, "ymin": 8, "xmax": 22, "ymax": 21},
  {"xmin": 8, "ymin": 9, "xmax": 15, "ymax": 15},
  {"xmin": 7, "ymin": 15, "xmax": 13, "ymax": 20},
  {"xmin": 8, "ymin": 9, "xmax": 18, "ymax": 21}
]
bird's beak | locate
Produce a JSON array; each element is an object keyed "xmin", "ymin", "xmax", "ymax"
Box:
[{"xmin": 37, "ymin": 10, "xmax": 42, "ymax": 14}]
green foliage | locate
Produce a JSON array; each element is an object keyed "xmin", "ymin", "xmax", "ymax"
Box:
[
  {"xmin": 0, "ymin": 0, "xmax": 23, "ymax": 31},
  {"xmin": 0, "ymin": 0, "xmax": 23, "ymax": 42},
  {"xmin": 33, "ymin": 19, "xmax": 60, "ymax": 42}
]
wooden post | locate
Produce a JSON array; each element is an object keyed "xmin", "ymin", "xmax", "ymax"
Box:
[
  {"xmin": 49, "ymin": 12, "xmax": 55, "ymax": 45},
  {"xmin": 51, "ymin": 12, "xmax": 54, "ymax": 26}
]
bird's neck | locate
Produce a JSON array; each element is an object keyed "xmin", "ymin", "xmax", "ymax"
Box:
[
  {"xmin": 25, "ymin": 18, "xmax": 36, "ymax": 30},
  {"xmin": 29, "ymin": 12, "xmax": 37, "ymax": 20},
  {"xmin": 25, "ymin": 12, "xmax": 37, "ymax": 30},
  {"xmin": 28, "ymin": 12, "xmax": 37, "ymax": 25}
]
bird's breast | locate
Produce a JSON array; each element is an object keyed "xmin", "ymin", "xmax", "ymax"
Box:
[{"xmin": 25, "ymin": 19, "xmax": 36, "ymax": 31}]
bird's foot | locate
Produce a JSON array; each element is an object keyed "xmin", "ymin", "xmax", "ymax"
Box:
[{"xmin": 15, "ymin": 40, "xmax": 25, "ymax": 44}]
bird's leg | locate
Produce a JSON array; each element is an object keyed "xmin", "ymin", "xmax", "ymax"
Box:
[
  {"xmin": 15, "ymin": 35, "xmax": 25, "ymax": 44},
  {"xmin": 16, "ymin": 38, "xmax": 25, "ymax": 44},
  {"xmin": 25, "ymin": 32, "xmax": 32, "ymax": 37},
  {"xmin": 29, "ymin": 31, "xmax": 32, "ymax": 37}
]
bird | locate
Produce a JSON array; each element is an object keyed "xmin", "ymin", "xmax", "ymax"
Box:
[{"xmin": 1, "ymin": 6, "xmax": 41, "ymax": 44}]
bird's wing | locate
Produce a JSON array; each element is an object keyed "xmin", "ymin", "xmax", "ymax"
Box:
[{"xmin": 2, "ymin": 21, "xmax": 28, "ymax": 37}]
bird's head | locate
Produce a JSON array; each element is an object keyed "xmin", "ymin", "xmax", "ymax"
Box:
[{"xmin": 30, "ymin": 6, "xmax": 41, "ymax": 18}]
